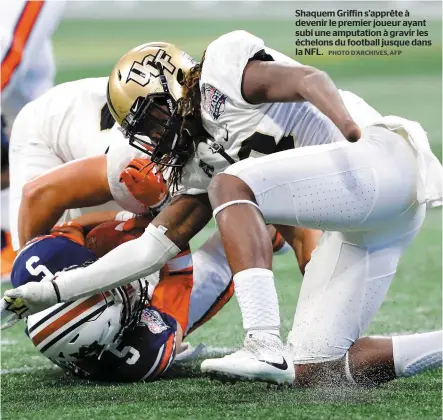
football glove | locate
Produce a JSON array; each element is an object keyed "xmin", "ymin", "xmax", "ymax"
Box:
[
  {"xmin": 0, "ymin": 296, "xmax": 29, "ymax": 329},
  {"xmin": 2, "ymin": 281, "xmax": 58, "ymax": 319},
  {"xmin": 120, "ymin": 158, "xmax": 169, "ymax": 211}
]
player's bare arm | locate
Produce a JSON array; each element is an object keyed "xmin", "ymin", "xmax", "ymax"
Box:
[
  {"xmin": 242, "ymin": 61, "xmax": 361, "ymax": 142},
  {"xmin": 18, "ymin": 155, "xmax": 112, "ymax": 247},
  {"xmin": 151, "ymin": 193, "xmax": 212, "ymax": 250},
  {"xmin": 274, "ymin": 225, "xmax": 322, "ymax": 275},
  {"xmin": 5, "ymin": 191, "xmax": 213, "ymax": 311},
  {"xmin": 125, "ymin": 158, "xmax": 316, "ymax": 271}
]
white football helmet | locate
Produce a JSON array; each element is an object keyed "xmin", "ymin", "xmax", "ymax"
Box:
[{"xmin": 26, "ymin": 283, "xmax": 142, "ymax": 363}]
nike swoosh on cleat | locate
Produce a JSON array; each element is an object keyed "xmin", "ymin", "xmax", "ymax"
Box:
[{"xmin": 258, "ymin": 358, "xmax": 288, "ymax": 370}]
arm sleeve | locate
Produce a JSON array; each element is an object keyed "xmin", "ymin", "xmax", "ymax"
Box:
[
  {"xmin": 55, "ymin": 224, "xmax": 180, "ymax": 301},
  {"xmin": 106, "ymin": 142, "xmax": 148, "ymax": 214},
  {"xmin": 202, "ymin": 30, "xmax": 266, "ymax": 107}
]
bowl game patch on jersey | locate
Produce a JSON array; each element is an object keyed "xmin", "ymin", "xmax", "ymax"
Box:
[
  {"xmin": 201, "ymin": 83, "xmax": 227, "ymax": 121},
  {"xmin": 140, "ymin": 308, "xmax": 170, "ymax": 334}
]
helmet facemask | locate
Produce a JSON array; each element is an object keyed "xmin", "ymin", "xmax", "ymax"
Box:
[{"xmin": 120, "ymin": 63, "xmax": 193, "ymax": 169}]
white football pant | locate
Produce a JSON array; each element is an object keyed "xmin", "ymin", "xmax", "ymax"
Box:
[{"xmin": 224, "ymin": 122, "xmax": 432, "ymax": 363}]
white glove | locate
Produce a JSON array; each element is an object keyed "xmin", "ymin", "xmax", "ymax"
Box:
[
  {"xmin": 1, "ymin": 296, "xmax": 28, "ymax": 329},
  {"xmin": 174, "ymin": 343, "xmax": 206, "ymax": 363},
  {"xmin": 3, "ymin": 281, "xmax": 58, "ymax": 316}
]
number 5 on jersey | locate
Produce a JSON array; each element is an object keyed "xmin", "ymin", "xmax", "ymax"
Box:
[{"xmin": 26, "ymin": 256, "xmax": 54, "ymax": 281}]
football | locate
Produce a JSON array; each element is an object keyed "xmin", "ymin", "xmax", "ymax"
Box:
[{"xmin": 85, "ymin": 220, "xmax": 145, "ymax": 258}]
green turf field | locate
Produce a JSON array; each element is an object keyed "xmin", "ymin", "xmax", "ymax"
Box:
[{"xmin": 1, "ymin": 18, "xmax": 442, "ymax": 420}]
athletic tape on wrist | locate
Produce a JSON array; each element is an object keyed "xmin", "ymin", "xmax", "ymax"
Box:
[{"xmin": 115, "ymin": 211, "xmax": 136, "ymax": 221}]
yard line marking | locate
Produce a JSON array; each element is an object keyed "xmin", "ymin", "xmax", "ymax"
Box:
[
  {"xmin": 201, "ymin": 346, "xmax": 238, "ymax": 357},
  {"xmin": 0, "ymin": 340, "xmax": 17, "ymax": 345},
  {"xmin": 1, "ymin": 275, "xmax": 11, "ymax": 285},
  {"xmin": 174, "ymin": 344, "xmax": 238, "ymax": 363},
  {"xmin": 1, "ymin": 365, "xmax": 59, "ymax": 375}
]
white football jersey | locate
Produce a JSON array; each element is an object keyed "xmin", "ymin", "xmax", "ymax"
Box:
[
  {"xmin": 11, "ymin": 77, "xmax": 122, "ymax": 161},
  {"xmin": 8, "ymin": 77, "xmax": 138, "ymax": 250},
  {"xmin": 176, "ymin": 30, "xmax": 381, "ymax": 196}
]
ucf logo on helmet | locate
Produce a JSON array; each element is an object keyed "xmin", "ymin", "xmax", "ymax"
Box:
[{"xmin": 127, "ymin": 49, "xmax": 176, "ymax": 87}]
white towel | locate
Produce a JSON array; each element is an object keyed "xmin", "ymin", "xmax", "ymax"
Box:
[
  {"xmin": 340, "ymin": 90, "xmax": 383, "ymax": 129},
  {"xmin": 373, "ymin": 116, "xmax": 443, "ymax": 208}
]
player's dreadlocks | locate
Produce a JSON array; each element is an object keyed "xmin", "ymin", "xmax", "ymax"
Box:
[
  {"xmin": 167, "ymin": 51, "xmax": 207, "ymax": 193},
  {"xmin": 179, "ymin": 51, "xmax": 206, "ymax": 119}
]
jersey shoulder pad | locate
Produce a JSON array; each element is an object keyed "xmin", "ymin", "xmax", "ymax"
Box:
[
  {"xmin": 11, "ymin": 236, "xmax": 96, "ymax": 288},
  {"xmin": 201, "ymin": 31, "xmax": 265, "ymax": 108}
]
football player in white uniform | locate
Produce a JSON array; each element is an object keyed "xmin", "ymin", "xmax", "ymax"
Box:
[
  {"xmin": 8, "ymin": 77, "xmax": 152, "ymax": 251},
  {"xmin": 5, "ymin": 35, "xmax": 441, "ymax": 387},
  {"xmin": 1, "ymin": 0, "xmax": 66, "ymax": 274},
  {"xmin": 199, "ymin": 31, "xmax": 442, "ymax": 385}
]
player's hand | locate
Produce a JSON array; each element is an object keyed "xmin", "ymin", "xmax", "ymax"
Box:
[
  {"xmin": 175, "ymin": 343, "xmax": 206, "ymax": 363},
  {"xmin": 120, "ymin": 158, "xmax": 169, "ymax": 209},
  {"xmin": 3, "ymin": 281, "xmax": 58, "ymax": 317},
  {"xmin": 121, "ymin": 215, "xmax": 153, "ymax": 233},
  {"xmin": 1, "ymin": 296, "xmax": 29, "ymax": 329},
  {"xmin": 50, "ymin": 221, "xmax": 85, "ymax": 246}
]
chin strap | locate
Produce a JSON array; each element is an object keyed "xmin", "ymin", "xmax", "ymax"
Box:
[{"xmin": 206, "ymin": 138, "xmax": 237, "ymax": 165}]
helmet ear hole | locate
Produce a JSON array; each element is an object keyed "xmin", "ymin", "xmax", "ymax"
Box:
[
  {"xmin": 177, "ymin": 69, "xmax": 184, "ymax": 85},
  {"xmin": 69, "ymin": 334, "xmax": 80, "ymax": 344}
]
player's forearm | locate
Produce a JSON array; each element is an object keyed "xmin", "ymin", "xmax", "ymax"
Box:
[
  {"xmin": 54, "ymin": 194, "xmax": 212, "ymax": 301},
  {"xmin": 18, "ymin": 182, "xmax": 66, "ymax": 246},
  {"xmin": 54, "ymin": 223, "xmax": 181, "ymax": 301},
  {"xmin": 71, "ymin": 210, "xmax": 121, "ymax": 231},
  {"xmin": 18, "ymin": 157, "xmax": 113, "ymax": 247},
  {"xmin": 243, "ymin": 61, "xmax": 360, "ymax": 142},
  {"xmin": 295, "ymin": 67, "xmax": 360, "ymax": 142},
  {"xmin": 274, "ymin": 225, "xmax": 322, "ymax": 275}
]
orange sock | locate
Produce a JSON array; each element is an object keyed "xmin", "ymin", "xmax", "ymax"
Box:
[
  {"xmin": 1, "ymin": 232, "xmax": 17, "ymax": 277},
  {"xmin": 151, "ymin": 247, "xmax": 193, "ymax": 332}
]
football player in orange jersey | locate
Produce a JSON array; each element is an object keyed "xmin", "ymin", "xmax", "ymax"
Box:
[{"xmin": 4, "ymin": 213, "xmax": 232, "ymax": 382}]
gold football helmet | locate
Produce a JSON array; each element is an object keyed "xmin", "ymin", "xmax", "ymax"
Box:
[{"xmin": 107, "ymin": 42, "xmax": 198, "ymax": 167}]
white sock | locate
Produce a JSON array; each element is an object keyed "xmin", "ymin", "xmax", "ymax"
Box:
[
  {"xmin": 392, "ymin": 330, "xmax": 442, "ymax": 377},
  {"xmin": 233, "ymin": 268, "xmax": 280, "ymax": 335}
]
